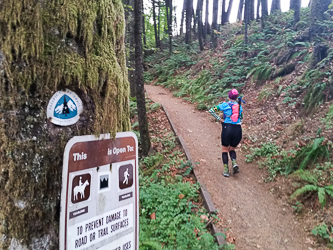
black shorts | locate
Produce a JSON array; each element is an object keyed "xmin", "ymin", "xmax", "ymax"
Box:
[{"xmin": 221, "ymin": 123, "xmax": 242, "ymax": 147}]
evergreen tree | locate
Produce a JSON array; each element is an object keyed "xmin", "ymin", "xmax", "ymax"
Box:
[
  {"xmin": 204, "ymin": 0, "xmax": 210, "ymax": 39},
  {"xmin": 211, "ymin": 0, "xmax": 219, "ymax": 48},
  {"xmin": 180, "ymin": 0, "xmax": 187, "ymax": 35},
  {"xmin": 135, "ymin": 0, "xmax": 151, "ymax": 156},
  {"xmin": 271, "ymin": 0, "xmax": 281, "ymax": 13},
  {"xmin": 237, "ymin": 0, "xmax": 244, "ymax": 21},
  {"xmin": 152, "ymin": 0, "xmax": 160, "ymax": 48},
  {"xmin": 185, "ymin": 0, "xmax": 193, "ymax": 44},
  {"xmin": 198, "ymin": 0, "xmax": 204, "ymax": 51},
  {"xmin": 291, "ymin": 0, "xmax": 301, "ymax": 25},
  {"xmin": 221, "ymin": 0, "xmax": 234, "ymax": 25},
  {"xmin": 250, "ymin": 0, "xmax": 255, "ymax": 20}
]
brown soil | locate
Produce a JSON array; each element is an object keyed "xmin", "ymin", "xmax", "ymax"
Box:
[{"xmin": 145, "ymin": 84, "xmax": 316, "ymax": 250}]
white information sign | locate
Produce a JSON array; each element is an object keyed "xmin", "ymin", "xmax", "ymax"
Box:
[
  {"xmin": 47, "ymin": 89, "xmax": 83, "ymax": 126},
  {"xmin": 60, "ymin": 132, "xmax": 139, "ymax": 250}
]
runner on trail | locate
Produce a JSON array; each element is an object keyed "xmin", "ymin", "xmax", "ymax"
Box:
[{"xmin": 208, "ymin": 89, "xmax": 243, "ymax": 177}]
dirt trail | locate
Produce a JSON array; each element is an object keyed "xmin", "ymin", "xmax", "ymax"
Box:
[{"xmin": 145, "ymin": 84, "xmax": 309, "ymax": 250}]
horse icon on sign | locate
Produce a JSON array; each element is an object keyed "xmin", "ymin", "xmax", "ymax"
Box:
[{"xmin": 71, "ymin": 173, "xmax": 91, "ymax": 204}]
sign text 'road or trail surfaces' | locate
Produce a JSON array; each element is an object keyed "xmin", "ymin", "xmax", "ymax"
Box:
[{"xmin": 60, "ymin": 132, "xmax": 139, "ymax": 250}]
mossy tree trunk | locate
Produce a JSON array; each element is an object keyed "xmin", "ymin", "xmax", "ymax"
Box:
[{"xmin": 0, "ymin": 0, "xmax": 130, "ymax": 249}]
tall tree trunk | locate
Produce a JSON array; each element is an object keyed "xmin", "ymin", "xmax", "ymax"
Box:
[
  {"xmin": 271, "ymin": 0, "xmax": 281, "ymax": 13},
  {"xmin": 257, "ymin": 0, "xmax": 261, "ymax": 20},
  {"xmin": 198, "ymin": 0, "xmax": 204, "ymax": 51},
  {"xmin": 143, "ymin": 2, "xmax": 147, "ymax": 46},
  {"xmin": 250, "ymin": 0, "xmax": 255, "ymax": 20},
  {"xmin": 168, "ymin": 0, "xmax": 173, "ymax": 53},
  {"xmin": 158, "ymin": 0, "xmax": 161, "ymax": 45},
  {"xmin": 180, "ymin": 0, "xmax": 187, "ymax": 35},
  {"xmin": 261, "ymin": 0, "xmax": 268, "ymax": 28},
  {"xmin": 221, "ymin": 0, "xmax": 234, "ymax": 25},
  {"xmin": 291, "ymin": 0, "xmax": 301, "ymax": 25},
  {"xmin": 204, "ymin": 0, "xmax": 210, "ymax": 39},
  {"xmin": 152, "ymin": 0, "xmax": 159, "ymax": 47},
  {"xmin": 0, "ymin": 0, "xmax": 130, "ymax": 248},
  {"xmin": 310, "ymin": 0, "xmax": 331, "ymax": 37},
  {"xmin": 244, "ymin": 0, "xmax": 249, "ymax": 46},
  {"xmin": 185, "ymin": 0, "xmax": 193, "ymax": 44},
  {"xmin": 261, "ymin": 0, "xmax": 268, "ymax": 16},
  {"xmin": 135, "ymin": 0, "xmax": 151, "ymax": 156},
  {"xmin": 237, "ymin": 0, "xmax": 244, "ymax": 21},
  {"xmin": 196, "ymin": 0, "xmax": 203, "ymax": 34},
  {"xmin": 128, "ymin": 0, "xmax": 136, "ymax": 97},
  {"xmin": 221, "ymin": 0, "xmax": 226, "ymax": 25},
  {"xmin": 211, "ymin": 0, "xmax": 219, "ymax": 48}
]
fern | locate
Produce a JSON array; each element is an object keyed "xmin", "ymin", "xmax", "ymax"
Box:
[
  {"xmin": 292, "ymin": 170, "xmax": 318, "ymax": 185},
  {"xmin": 291, "ymin": 184, "xmax": 318, "ymax": 199},
  {"xmin": 139, "ymin": 241, "xmax": 163, "ymax": 249},
  {"xmin": 291, "ymin": 184, "xmax": 333, "ymax": 208},
  {"xmin": 286, "ymin": 137, "xmax": 330, "ymax": 174}
]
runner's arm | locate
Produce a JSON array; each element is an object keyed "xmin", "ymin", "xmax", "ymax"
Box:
[{"xmin": 209, "ymin": 105, "xmax": 222, "ymax": 121}]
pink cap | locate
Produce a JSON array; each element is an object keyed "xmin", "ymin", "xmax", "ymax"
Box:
[{"xmin": 228, "ymin": 89, "xmax": 239, "ymax": 100}]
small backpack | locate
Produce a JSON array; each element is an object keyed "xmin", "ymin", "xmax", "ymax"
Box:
[{"xmin": 227, "ymin": 102, "xmax": 240, "ymax": 122}]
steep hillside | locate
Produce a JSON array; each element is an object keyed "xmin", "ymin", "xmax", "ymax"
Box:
[{"xmin": 144, "ymin": 8, "xmax": 333, "ymax": 248}]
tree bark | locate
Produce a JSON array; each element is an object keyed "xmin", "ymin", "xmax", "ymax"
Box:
[
  {"xmin": 271, "ymin": 0, "xmax": 281, "ymax": 13},
  {"xmin": 198, "ymin": 0, "xmax": 204, "ymax": 51},
  {"xmin": 128, "ymin": 0, "xmax": 136, "ymax": 97},
  {"xmin": 158, "ymin": 0, "xmax": 161, "ymax": 45},
  {"xmin": 257, "ymin": 0, "xmax": 261, "ymax": 20},
  {"xmin": 250, "ymin": 0, "xmax": 255, "ymax": 20},
  {"xmin": 0, "ymin": 0, "xmax": 130, "ymax": 248},
  {"xmin": 185, "ymin": 0, "xmax": 193, "ymax": 44},
  {"xmin": 211, "ymin": 0, "xmax": 219, "ymax": 48},
  {"xmin": 143, "ymin": 2, "xmax": 147, "ymax": 46},
  {"xmin": 291, "ymin": 0, "xmax": 301, "ymax": 25},
  {"xmin": 152, "ymin": 0, "xmax": 159, "ymax": 48},
  {"xmin": 221, "ymin": 0, "xmax": 234, "ymax": 25},
  {"xmin": 244, "ymin": 0, "xmax": 249, "ymax": 46},
  {"xmin": 168, "ymin": 0, "xmax": 173, "ymax": 53},
  {"xmin": 261, "ymin": 0, "xmax": 268, "ymax": 28},
  {"xmin": 237, "ymin": 0, "xmax": 244, "ymax": 21},
  {"xmin": 261, "ymin": 0, "xmax": 268, "ymax": 16},
  {"xmin": 310, "ymin": 0, "xmax": 331, "ymax": 38},
  {"xmin": 204, "ymin": 0, "xmax": 210, "ymax": 39},
  {"xmin": 180, "ymin": 0, "xmax": 187, "ymax": 35},
  {"xmin": 221, "ymin": 0, "xmax": 226, "ymax": 25},
  {"xmin": 135, "ymin": 0, "xmax": 151, "ymax": 156}
]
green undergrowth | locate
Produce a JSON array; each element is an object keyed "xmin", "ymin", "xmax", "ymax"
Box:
[
  {"xmin": 130, "ymin": 100, "xmax": 233, "ymax": 249},
  {"xmin": 246, "ymin": 139, "xmax": 333, "ymax": 209},
  {"xmin": 145, "ymin": 7, "xmax": 333, "ymax": 111}
]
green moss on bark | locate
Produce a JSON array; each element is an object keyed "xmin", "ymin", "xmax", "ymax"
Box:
[{"xmin": 0, "ymin": 0, "xmax": 130, "ymax": 248}]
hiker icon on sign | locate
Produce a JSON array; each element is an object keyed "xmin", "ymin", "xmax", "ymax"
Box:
[
  {"xmin": 119, "ymin": 164, "xmax": 133, "ymax": 190},
  {"xmin": 71, "ymin": 173, "xmax": 91, "ymax": 204}
]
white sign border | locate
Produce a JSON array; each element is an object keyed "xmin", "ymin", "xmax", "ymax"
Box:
[{"xmin": 59, "ymin": 132, "xmax": 139, "ymax": 250}]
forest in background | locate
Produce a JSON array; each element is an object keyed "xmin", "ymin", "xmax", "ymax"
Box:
[{"xmin": 124, "ymin": 0, "xmax": 333, "ymax": 248}]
